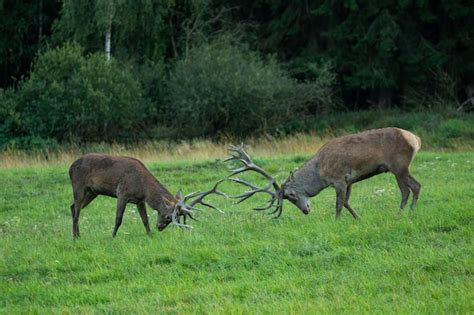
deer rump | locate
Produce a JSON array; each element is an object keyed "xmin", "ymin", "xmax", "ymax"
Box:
[{"xmin": 317, "ymin": 128, "xmax": 421, "ymax": 184}]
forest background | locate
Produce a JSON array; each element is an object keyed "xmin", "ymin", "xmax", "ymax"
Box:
[{"xmin": 1, "ymin": 0, "xmax": 473, "ymax": 150}]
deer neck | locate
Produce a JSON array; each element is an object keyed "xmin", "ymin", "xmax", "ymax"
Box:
[
  {"xmin": 291, "ymin": 158, "xmax": 328, "ymax": 197},
  {"xmin": 145, "ymin": 179, "xmax": 176, "ymax": 214}
]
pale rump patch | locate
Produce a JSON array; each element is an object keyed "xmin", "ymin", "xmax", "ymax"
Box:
[{"xmin": 399, "ymin": 129, "xmax": 421, "ymax": 153}]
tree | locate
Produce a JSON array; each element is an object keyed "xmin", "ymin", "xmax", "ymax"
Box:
[
  {"xmin": 14, "ymin": 43, "xmax": 147, "ymax": 142},
  {"xmin": 0, "ymin": 0, "xmax": 60, "ymax": 88},
  {"xmin": 53, "ymin": 0, "xmax": 169, "ymax": 62}
]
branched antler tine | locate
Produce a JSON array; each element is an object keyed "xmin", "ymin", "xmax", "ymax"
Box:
[
  {"xmin": 229, "ymin": 177, "xmax": 272, "ymax": 194},
  {"xmin": 171, "ymin": 208, "xmax": 193, "ymax": 229},
  {"xmin": 228, "ymin": 177, "xmax": 259, "ymax": 189},
  {"xmin": 187, "ymin": 206, "xmax": 202, "ymax": 212},
  {"xmin": 183, "ymin": 191, "xmax": 202, "ymax": 201},
  {"xmin": 229, "ymin": 178, "xmax": 276, "ymax": 199},
  {"xmin": 233, "ymin": 191, "xmax": 258, "ymax": 204},
  {"xmin": 185, "ymin": 212, "xmax": 200, "ymax": 222},
  {"xmin": 273, "ymin": 206, "xmax": 283, "ymax": 219},
  {"xmin": 253, "ymin": 197, "xmax": 277, "ymax": 211},
  {"xmin": 223, "ymin": 152, "xmax": 240, "ymax": 163},
  {"xmin": 225, "ymin": 144, "xmax": 285, "ymax": 217},
  {"xmin": 269, "ymin": 198, "xmax": 284, "ymax": 218},
  {"xmin": 185, "ymin": 179, "xmax": 227, "ymax": 212},
  {"xmin": 226, "ymin": 145, "xmax": 279, "ymax": 187},
  {"xmin": 228, "ymin": 166, "xmax": 247, "ymax": 177},
  {"xmin": 226, "ymin": 145, "xmax": 253, "ymax": 163},
  {"xmin": 197, "ymin": 200, "xmax": 224, "ymax": 213}
]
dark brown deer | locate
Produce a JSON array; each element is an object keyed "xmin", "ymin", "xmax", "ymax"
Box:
[
  {"xmin": 226, "ymin": 128, "xmax": 421, "ymax": 219},
  {"xmin": 69, "ymin": 153, "xmax": 226, "ymax": 238}
]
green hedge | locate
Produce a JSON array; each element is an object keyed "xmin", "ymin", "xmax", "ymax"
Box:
[
  {"xmin": 13, "ymin": 43, "xmax": 147, "ymax": 143},
  {"xmin": 166, "ymin": 39, "xmax": 335, "ymax": 138}
]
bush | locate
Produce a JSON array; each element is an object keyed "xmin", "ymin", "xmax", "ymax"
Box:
[
  {"xmin": 166, "ymin": 39, "xmax": 335, "ymax": 138},
  {"xmin": 0, "ymin": 88, "xmax": 20, "ymax": 148},
  {"xmin": 15, "ymin": 43, "xmax": 147, "ymax": 142}
]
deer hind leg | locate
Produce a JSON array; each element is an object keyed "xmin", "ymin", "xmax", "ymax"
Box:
[
  {"xmin": 394, "ymin": 170, "xmax": 410, "ymax": 211},
  {"xmin": 112, "ymin": 196, "xmax": 127, "ymax": 238},
  {"xmin": 407, "ymin": 174, "xmax": 421, "ymax": 209},
  {"xmin": 137, "ymin": 201, "xmax": 151, "ymax": 235},
  {"xmin": 72, "ymin": 189, "xmax": 97, "ymax": 239},
  {"xmin": 335, "ymin": 183, "xmax": 347, "ymax": 219},
  {"xmin": 344, "ymin": 184, "xmax": 360, "ymax": 219}
]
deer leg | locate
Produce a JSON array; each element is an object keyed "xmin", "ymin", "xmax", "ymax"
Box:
[
  {"xmin": 344, "ymin": 185, "xmax": 360, "ymax": 219},
  {"xmin": 72, "ymin": 189, "xmax": 85, "ymax": 239},
  {"xmin": 112, "ymin": 197, "xmax": 127, "ymax": 238},
  {"xmin": 71, "ymin": 203, "xmax": 78, "ymax": 238},
  {"xmin": 395, "ymin": 171, "xmax": 410, "ymax": 211},
  {"xmin": 72, "ymin": 191, "xmax": 97, "ymax": 239},
  {"xmin": 407, "ymin": 174, "xmax": 421, "ymax": 210},
  {"xmin": 335, "ymin": 183, "xmax": 347, "ymax": 219},
  {"xmin": 137, "ymin": 202, "xmax": 151, "ymax": 235}
]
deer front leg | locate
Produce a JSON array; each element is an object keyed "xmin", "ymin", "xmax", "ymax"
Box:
[
  {"xmin": 344, "ymin": 184, "xmax": 360, "ymax": 219},
  {"xmin": 72, "ymin": 190, "xmax": 97, "ymax": 239},
  {"xmin": 112, "ymin": 197, "xmax": 127, "ymax": 237},
  {"xmin": 137, "ymin": 201, "xmax": 151, "ymax": 235},
  {"xmin": 334, "ymin": 183, "xmax": 347, "ymax": 219}
]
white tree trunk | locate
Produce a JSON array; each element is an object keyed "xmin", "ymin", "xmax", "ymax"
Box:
[{"xmin": 105, "ymin": 23, "xmax": 111, "ymax": 61}]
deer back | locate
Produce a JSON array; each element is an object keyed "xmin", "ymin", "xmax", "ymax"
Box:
[
  {"xmin": 314, "ymin": 128, "xmax": 420, "ymax": 181},
  {"xmin": 69, "ymin": 153, "xmax": 175, "ymax": 203}
]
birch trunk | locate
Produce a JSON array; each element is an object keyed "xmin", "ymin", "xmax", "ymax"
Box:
[{"xmin": 105, "ymin": 23, "xmax": 111, "ymax": 61}]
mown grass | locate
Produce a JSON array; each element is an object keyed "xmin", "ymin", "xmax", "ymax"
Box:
[{"xmin": 1, "ymin": 151, "xmax": 473, "ymax": 313}]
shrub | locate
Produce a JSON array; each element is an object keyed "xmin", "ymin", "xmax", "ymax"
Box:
[
  {"xmin": 15, "ymin": 43, "xmax": 147, "ymax": 142},
  {"xmin": 0, "ymin": 88, "xmax": 20, "ymax": 148},
  {"xmin": 167, "ymin": 39, "xmax": 329, "ymax": 138},
  {"xmin": 437, "ymin": 118, "xmax": 474, "ymax": 139}
]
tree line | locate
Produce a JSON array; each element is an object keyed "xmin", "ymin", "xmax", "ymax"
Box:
[{"xmin": 0, "ymin": 0, "xmax": 473, "ymax": 147}]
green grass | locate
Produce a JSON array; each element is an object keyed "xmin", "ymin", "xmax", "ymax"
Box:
[{"xmin": 1, "ymin": 152, "xmax": 473, "ymax": 313}]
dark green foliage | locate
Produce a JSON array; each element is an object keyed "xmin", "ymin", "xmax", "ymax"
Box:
[
  {"xmin": 0, "ymin": 88, "xmax": 20, "ymax": 147},
  {"xmin": 166, "ymin": 39, "xmax": 336, "ymax": 137},
  {"xmin": 0, "ymin": 0, "xmax": 473, "ymax": 145},
  {"xmin": 52, "ymin": 0, "xmax": 169, "ymax": 62},
  {"xmin": 223, "ymin": 0, "xmax": 474, "ymax": 107},
  {"xmin": 0, "ymin": 0, "xmax": 60, "ymax": 88},
  {"xmin": 167, "ymin": 40, "xmax": 294, "ymax": 137},
  {"xmin": 278, "ymin": 109, "xmax": 474, "ymax": 149},
  {"xmin": 14, "ymin": 43, "xmax": 146, "ymax": 142}
]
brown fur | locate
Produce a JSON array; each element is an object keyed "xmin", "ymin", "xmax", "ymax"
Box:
[
  {"xmin": 317, "ymin": 128, "xmax": 419, "ymax": 182},
  {"xmin": 284, "ymin": 128, "xmax": 422, "ymax": 218},
  {"xmin": 69, "ymin": 153, "xmax": 177, "ymax": 238}
]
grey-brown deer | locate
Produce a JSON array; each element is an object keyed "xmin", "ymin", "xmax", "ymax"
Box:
[
  {"xmin": 226, "ymin": 128, "xmax": 421, "ymax": 219},
  {"xmin": 69, "ymin": 153, "xmax": 226, "ymax": 238}
]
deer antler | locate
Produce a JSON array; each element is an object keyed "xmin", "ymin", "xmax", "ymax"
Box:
[
  {"xmin": 184, "ymin": 179, "xmax": 228, "ymax": 213},
  {"xmin": 171, "ymin": 179, "xmax": 228, "ymax": 229},
  {"xmin": 225, "ymin": 145, "xmax": 284, "ymax": 218}
]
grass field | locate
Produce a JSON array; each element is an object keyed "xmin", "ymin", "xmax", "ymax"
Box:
[{"xmin": 1, "ymin": 150, "xmax": 473, "ymax": 313}]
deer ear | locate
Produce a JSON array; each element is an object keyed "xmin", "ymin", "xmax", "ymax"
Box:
[
  {"xmin": 163, "ymin": 196, "xmax": 176, "ymax": 206},
  {"xmin": 175, "ymin": 189, "xmax": 183, "ymax": 200}
]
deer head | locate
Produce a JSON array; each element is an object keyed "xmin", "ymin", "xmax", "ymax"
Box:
[
  {"xmin": 158, "ymin": 180, "xmax": 228, "ymax": 231},
  {"xmin": 225, "ymin": 145, "xmax": 309, "ymax": 218}
]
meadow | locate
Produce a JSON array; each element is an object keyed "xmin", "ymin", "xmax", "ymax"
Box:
[{"xmin": 0, "ymin": 146, "xmax": 473, "ymax": 313}]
